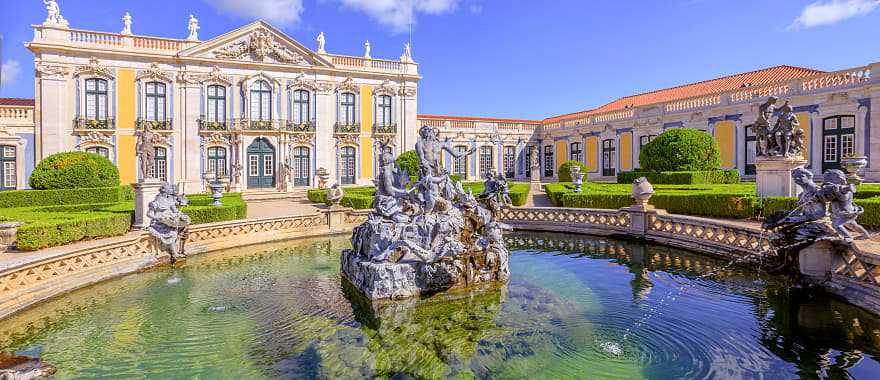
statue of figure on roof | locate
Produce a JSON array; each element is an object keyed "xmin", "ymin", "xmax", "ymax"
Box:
[
  {"xmin": 187, "ymin": 14, "xmax": 200, "ymax": 41},
  {"xmin": 316, "ymin": 32, "xmax": 326, "ymax": 54}
]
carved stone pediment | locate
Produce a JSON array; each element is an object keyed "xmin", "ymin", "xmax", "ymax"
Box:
[
  {"xmin": 37, "ymin": 63, "xmax": 70, "ymax": 79},
  {"xmin": 398, "ymin": 86, "xmax": 417, "ymax": 98},
  {"xmin": 373, "ymin": 80, "xmax": 397, "ymax": 96},
  {"xmin": 291, "ymin": 133, "xmax": 314, "ymax": 145},
  {"xmin": 213, "ymin": 29, "xmax": 308, "ymax": 65},
  {"xmin": 77, "ymin": 131, "xmax": 113, "ymax": 146},
  {"xmin": 335, "ymin": 134, "xmax": 359, "ymax": 146},
  {"xmin": 73, "ymin": 57, "xmax": 113, "ymax": 79},
  {"xmin": 288, "ymin": 73, "xmax": 317, "ymax": 91},
  {"xmin": 178, "ymin": 66, "xmax": 233, "ymax": 86},
  {"xmin": 136, "ymin": 63, "xmax": 173, "ymax": 82},
  {"xmin": 203, "ymin": 132, "xmax": 231, "ymax": 146},
  {"xmin": 336, "ymin": 77, "xmax": 359, "ymax": 94}
]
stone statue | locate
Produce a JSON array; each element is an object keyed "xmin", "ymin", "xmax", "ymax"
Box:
[
  {"xmin": 364, "ymin": 40, "xmax": 371, "ymax": 59},
  {"xmin": 479, "ymin": 170, "xmax": 511, "ymax": 215},
  {"xmin": 415, "ymin": 125, "xmax": 475, "ymax": 179},
  {"xmin": 147, "ymin": 183, "xmax": 191, "ymax": 264},
  {"xmin": 316, "ymin": 167, "xmax": 330, "ymax": 189},
  {"xmin": 820, "ymin": 170, "xmax": 870, "ymax": 241},
  {"xmin": 326, "ymin": 184, "xmax": 343, "ymax": 207},
  {"xmin": 42, "ymin": 0, "xmax": 67, "ymax": 26},
  {"xmin": 135, "ymin": 124, "xmax": 158, "ymax": 181},
  {"xmin": 187, "ymin": 14, "xmax": 200, "ymax": 41},
  {"xmin": 230, "ymin": 162, "xmax": 243, "ymax": 185},
  {"xmin": 753, "ymin": 97, "xmax": 804, "ymax": 158},
  {"xmin": 530, "ymin": 151, "xmax": 540, "ymax": 170},
  {"xmin": 754, "ymin": 96, "xmax": 777, "ymax": 157},
  {"xmin": 316, "ymin": 32, "xmax": 326, "ymax": 54},
  {"xmin": 570, "ymin": 165, "xmax": 585, "ymax": 192},
  {"xmin": 400, "ymin": 42, "xmax": 412, "ymax": 62},
  {"xmin": 121, "ymin": 12, "xmax": 132, "ymax": 35}
]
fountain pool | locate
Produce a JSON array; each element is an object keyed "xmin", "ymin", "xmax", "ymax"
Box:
[{"xmin": 1, "ymin": 232, "xmax": 879, "ymax": 379}]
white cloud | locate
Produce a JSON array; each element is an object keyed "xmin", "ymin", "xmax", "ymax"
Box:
[
  {"xmin": 469, "ymin": 4, "xmax": 482, "ymax": 14},
  {"xmin": 790, "ymin": 0, "xmax": 880, "ymax": 29},
  {"xmin": 336, "ymin": 0, "xmax": 460, "ymax": 34},
  {"xmin": 1, "ymin": 60, "xmax": 21, "ymax": 87},
  {"xmin": 207, "ymin": 0, "xmax": 305, "ymax": 26}
]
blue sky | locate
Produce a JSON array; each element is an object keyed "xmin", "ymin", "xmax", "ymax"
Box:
[{"xmin": 1, "ymin": 0, "xmax": 878, "ymax": 120}]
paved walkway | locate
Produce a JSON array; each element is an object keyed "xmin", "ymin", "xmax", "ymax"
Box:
[
  {"xmin": 246, "ymin": 198, "xmax": 323, "ymax": 219},
  {"xmin": 524, "ymin": 190, "xmax": 553, "ymax": 207}
]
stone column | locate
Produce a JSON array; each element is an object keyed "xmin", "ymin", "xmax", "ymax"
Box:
[
  {"xmin": 315, "ymin": 88, "xmax": 336, "ymax": 184},
  {"xmin": 133, "ymin": 180, "xmax": 163, "ymax": 229},
  {"xmin": 179, "ymin": 80, "xmax": 204, "ymax": 194},
  {"xmin": 755, "ymin": 157, "xmax": 808, "ymax": 197}
]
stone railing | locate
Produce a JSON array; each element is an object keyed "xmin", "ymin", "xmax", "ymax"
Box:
[
  {"xmin": 0, "ymin": 106, "xmax": 34, "ymax": 125},
  {"xmin": 136, "ymin": 118, "xmax": 173, "ymax": 131},
  {"xmin": 645, "ymin": 213, "xmax": 769, "ymax": 258},
  {"xmin": 285, "ymin": 121, "xmax": 316, "ymax": 133},
  {"xmin": 373, "ymin": 123, "xmax": 397, "ymax": 135},
  {"xmin": 334, "ymin": 122, "xmax": 360, "ymax": 134},
  {"xmin": 53, "ymin": 27, "xmax": 194, "ymax": 55},
  {"xmin": 328, "ymin": 55, "xmax": 416, "ymax": 75},
  {"xmin": 74, "ymin": 117, "xmax": 115, "ymax": 130},
  {"xmin": 500, "ymin": 207, "xmax": 631, "ymax": 235},
  {"xmin": 198, "ymin": 119, "xmax": 230, "ymax": 131},
  {"xmin": 417, "ymin": 116, "xmax": 541, "ymax": 135}
]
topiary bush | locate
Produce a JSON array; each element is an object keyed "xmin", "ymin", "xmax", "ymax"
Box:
[
  {"xmin": 558, "ymin": 160, "xmax": 588, "ymax": 182},
  {"xmin": 395, "ymin": 150, "xmax": 419, "ymax": 177},
  {"xmin": 640, "ymin": 129, "xmax": 720, "ymax": 172},
  {"xmin": 29, "ymin": 151, "xmax": 120, "ymax": 189}
]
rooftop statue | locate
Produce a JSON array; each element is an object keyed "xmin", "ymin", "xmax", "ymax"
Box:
[
  {"xmin": 121, "ymin": 12, "xmax": 132, "ymax": 35},
  {"xmin": 147, "ymin": 183, "xmax": 191, "ymax": 264},
  {"xmin": 42, "ymin": 0, "xmax": 68, "ymax": 26},
  {"xmin": 187, "ymin": 14, "xmax": 200, "ymax": 41},
  {"xmin": 316, "ymin": 32, "xmax": 326, "ymax": 54}
]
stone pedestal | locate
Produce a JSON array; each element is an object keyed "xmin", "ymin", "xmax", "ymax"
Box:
[
  {"xmin": 755, "ymin": 157, "xmax": 807, "ymax": 197},
  {"xmin": 799, "ymin": 240, "xmax": 834, "ymax": 279},
  {"xmin": 0, "ymin": 221, "xmax": 22, "ymax": 253},
  {"xmin": 530, "ymin": 167, "xmax": 542, "ymax": 192},
  {"xmin": 133, "ymin": 180, "xmax": 163, "ymax": 230}
]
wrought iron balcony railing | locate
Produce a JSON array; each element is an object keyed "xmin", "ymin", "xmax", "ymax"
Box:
[
  {"xmin": 285, "ymin": 121, "xmax": 316, "ymax": 133},
  {"xmin": 373, "ymin": 123, "xmax": 397, "ymax": 135},
  {"xmin": 239, "ymin": 118, "xmax": 277, "ymax": 131},
  {"xmin": 334, "ymin": 122, "xmax": 360, "ymax": 134},
  {"xmin": 198, "ymin": 118, "xmax": 230, "ymax": 131},
  {"xmin": 74, "ymin": 117, "xmax": 115, "ymax": 130},
  {"xmin": 136, "ymin": 118, "xmax": 173, "ymax": 130}
]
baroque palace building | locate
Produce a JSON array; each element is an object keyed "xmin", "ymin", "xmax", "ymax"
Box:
[{"xmin": 1, "ymin": 4, "xmax": 878, "ymax": 192}]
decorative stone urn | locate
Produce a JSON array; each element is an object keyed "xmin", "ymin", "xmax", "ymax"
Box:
[
  {"xmin": 316, "ymin": 167, "xmax": 331, "ymax": 189},
  {"xmin": 0, "ymin": 221, "xmax": 22, "ymax": 252},
  {"xmin": 841, "ymin": 155, "xmax": 868, "ymax": 185},
  {"xmin": 631, "ymin": 177, "xmax": 654, "ymax": 209}
]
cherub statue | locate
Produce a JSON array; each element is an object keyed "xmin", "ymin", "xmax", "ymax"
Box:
[
  {"xmin": 147, "ymin": 183, "xmax": 191, "ymax": 263},
  {"xmin": 819, "ymin": 170, "xmax": 870, "ymax": 241}
]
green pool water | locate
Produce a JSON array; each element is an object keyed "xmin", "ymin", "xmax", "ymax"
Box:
[{"xmin": 1, "ymin": 232, "xmax": 880, "ymax": 379}]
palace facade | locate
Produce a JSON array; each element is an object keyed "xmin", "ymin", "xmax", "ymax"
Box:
[{"xmin": 2, "ymin": 5, "xmax": 878, "ymax": 192}]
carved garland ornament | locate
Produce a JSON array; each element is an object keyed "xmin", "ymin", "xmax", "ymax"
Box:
[
  {"xmin": 290, "ymin": 133, "xmax": 313, "ymax": 145},
  {"xmin": 77, "ymin": 131, "xmax": 113, "ymax": 146},
  {"xmin": 213, "ymin": 29, "xmax": 308, "ymax": 65},
  {"xmin": 36, "ymin": 63, "xmax": 70, "ymax": 79},
  {"xmin": 335, "ymin": 134, "xmax": 358, "ymax": 146},
  {"xmin": 203, "ymin": 132, "xmax": 231, "ymax": 146},
  {"xmin": 73, "ymin": 57, "xmax": 113, "ymax": 79},
  {"xmin": 288, "ymin": 73, "xmax": 317, "ymax": 91},
  {"xmin": 336, "ymin": 77, "xmax": 359, "ymax": 94},
  {"xmin": 136, "ymin": 62, "xmax": 173, "ymax": 82},
  {"xmin": 373, "ymin": 80, "xmax": 397, "ymax": 96}
]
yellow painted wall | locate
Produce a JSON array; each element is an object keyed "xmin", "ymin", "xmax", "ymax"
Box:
[
  {"xmin": 619, "ymin": 132, "xmax": 633, "ymax": 171},
  {"xmin": 714, "ymin": 121, "xmax": 736, "ymax": 169},
  {"xmin": 359, "ymin": 85, "xmax": 373, "ymax": 179},
  {"xmin": 555, "ymin": 140, "xmax": 567, "ymax": 171},
  {"xmin": 796, "ymin": 112, "xmax": 810, "ymax": 162},
  {"xmin": 586, "ymin": 137, "xmax": 598, "ymax": 172},
  {"xmin": 116, "ymin": 69, "xmax": 136, "ymax": 184}
]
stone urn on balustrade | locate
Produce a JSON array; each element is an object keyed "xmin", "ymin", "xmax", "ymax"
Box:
[
  {"xmin": 0, "ymin": 221, "xmax": 22, "ymax": 253},
  {"xmin": 841, "ymin": 155, "xmax": 868, "ymax": 185}
]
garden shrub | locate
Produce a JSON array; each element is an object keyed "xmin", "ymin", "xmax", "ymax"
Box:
[
  {"xmin": 561, "ymin": 192, "xmax": 760, "ymax": 219},
  {"xmin": 463, "ymin": 182, "xmax": 530, "ymax": 206},
  {"xmin": 558, "ymin": 160, "xmax": 588, "ymax": 183},
  {"xmin": 395, "ymin": 150, "xmax": 419, "ymax": 177},
  {"xmin": 544, "ymin": 183, "xmax": 574, "ymax": 206},
  {"xmin": 15, "ymin": 213, "xmax": 133, "ymax": 251},
  {"xmin": 640, "ymin": 129, "xmax": 720, "ymax": 172},
  {"xmin": 617, "ymin": 170, "xmax": 740, "ymax": 185},
  {"xmin": 29, "ymin": 151, "xmax": 120, "ymax": 189},
  {"xmin": 0, "ymin": 186, "xmax": 129, "ymax": 208}
]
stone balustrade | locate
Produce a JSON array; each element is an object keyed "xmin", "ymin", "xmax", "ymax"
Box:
[
  {"xmin": 0, "ymin": 106, "xmax": 34, "ymax": 125},
  {"xmin": 417, "ymin": 116, "xmax": 540, "ymax": 135}
]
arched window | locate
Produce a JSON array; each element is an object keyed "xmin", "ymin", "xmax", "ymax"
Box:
[
  {"xmin": 145, "ymin": 82, "xmax": 166, "ymax": 121},
  {"xmin": 293, "ymin": 146, "xmax": 310, "ymax": 186},
  {"xmin": 85, "ymin": 146, "xmax": 110, "ymax": 159},
  {"xmin": 206, "ymin": 85, "xmax": 226, "ymax": 122},
  {"xmin": 479, "ymin": 145, "xmax": 494, "ymax": 178},
  {"xmin": 339, "ymin": 146, "xmax": 356, "ymax": 185},
  {"xmin": 543, "ymin": 145, "xmax": 554, "ymax": 177},
  {"xmin": 293, "ymin": 89, "xmax": 310, "ymax": 124},
  {"xmin": 85, "ymin": 78, "xmax": 108, "ymax": 120},
  {"xmin": 340, "ymin": 92, "xmax": 356, "ymax": 125},
  {"xmin": 207, "ymin": 147, "xmax": 227, "ymax": 177},
  {"xmin": 250, "ymin": 80, "xmax": 272, "ymax": 121},
  {"xmin": 376, "ymin": 95, "xmax": 392, "ymax": 126},
  {"xmin": 453, "ymin": 145, "xmax": 468, "ymax": 177},
  {"xmin": 149, "ymin": 147, "xmax": 168, "ymax": 182},
  {"xmin": 570, "ymin": 142, "xmax": 583, "ymax": 162},
  {"xmin": 0, "ymin": 145, "xmax": 16, "ymax": 190},
  {"xmin": 503, "ymin": 146, "xmax": 516, "ymax": 178}
]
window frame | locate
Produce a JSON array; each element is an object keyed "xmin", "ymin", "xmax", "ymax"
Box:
[
  {"xmin": 144, "ymin": 81, "xmax": 167, "ymax": 122},
  {"xmin": 206, "ymin": 85, "xmax": 226, "ymax": 122},
  {"xmin": 250, "ymin": 80, "xmax": 273, "ymax": 121},
  {"xmin": 85, "ymin": 78, "xmax": 109, "ymax": 120}
]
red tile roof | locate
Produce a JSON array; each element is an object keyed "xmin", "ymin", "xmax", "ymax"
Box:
[
  {"xmin": 0, "ymin": 98, "xmax": 35, "ymax": 107},
  {"xmin": 543, "ymin": 65, "xmax": 824, "ymax": 123},
  {"xmin": 418, "ymin": 114, "xmax": 541, "ymax": 124}
]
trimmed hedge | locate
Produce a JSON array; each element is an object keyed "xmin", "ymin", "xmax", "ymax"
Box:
[
  {"xmin": 558, "ymin": 160, "xmax": 588, "ymax": 183},
  {"xmin": 395, "ymin": 150, "xmax": 419, "ymax": 177},
  {"xmin": 183, "ymin": 193, "xmax": 248, "ymax": 224},
  {"xmin": 462, "ymin": 182, "xmax": 530, "ymax": 206},
  {"xmin": 306, "ymin": 182, "xmax": 531, "ymax": 208},
  {"xmin": 640, "ymin": 129, "xmax": 720, "ymax": 171},
  {"xmin": 15, "ymin": 213, "xmax": 133, "ymax": 251},
  {"xmin": 29, "ymin": 151, "xmax": 120, "ymax": 189},
  {"xmin": 544, "ymin": 183, "xmax": 575, "ymax": 206},
  {"xmin": 0, "ymin": 186, "xmax": 130, "ymax": 208},
  {"xmin": 617, "ymin": 170, "xmax": 740, "ymax": 185}
]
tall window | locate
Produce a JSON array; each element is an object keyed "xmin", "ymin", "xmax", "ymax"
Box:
[
  {"xmin": 0, "ymin": 145, "xmax": 16, "ymax": 190},
  {"xmin": 149, "ymin": 147, "xmax": 168, "ymax": 182},
  {"xmin": 570, "ymin": 142, "xmax": 583, "ymax": 162},
  {"xmin": 293, "ymin": 146, "xmax": 310, "ymax": 186},
  {"xmin": 503, "ymin": 146, "xmax": 516, "ymax": 178},
  {"xmin": 207, "ymin": 147, "xmax": 227, "ymax": 178},
  {"xmin": 822, "ymin": 115, "xmax": 856, "ymax": 171},
  {"xmin": 340, "ymin": 92, "xmax": 356, "ymax": 125},
  {"xmin": 85, "ymin": 78, "xmax": 108, "ymax": 120},
  {"xmin": 250, "ymin": 80, "xmax": 272, "ymax": 121},
  {"xmin": 340, "ymin": 146, "xmax": 356, "ymax": 185},
  {"xmin": 453, "ymin": 145, "xmax": 468, "ymax": 177},
  {"xmin": 145, "ymin": 82, "xmax": 166, "ymax": 121},
  {"xmin": 602, "ymin": 139, "xmax": 616, "ymax": 177},
  {"xmin": 85, "ymin": 146, "xmax": 109, "ymax": 159},
  {"xmin": 479, "ymin": 145, "xmax": 494, "ymax": 177},
  {"xmin": 744, "ymin": 125, "xmax": 756, "ymax": 175},
  {"xmin": 376, "ymin": 95, "xmax": 392, "ymax": 126},
  {"xmin": 543, "ymin": 145, "xmax": 554, "ymax": 177},
  {"xmin": 293, "ymin": 89, "xmax": 310, "ymax": 124},
  {"xmin": 206, "ymin": 85, "xmax": 226, "ymax": 122},
  {"xmin": 524, "ymin": 146, "xmax": 536, "ymax": 176}
]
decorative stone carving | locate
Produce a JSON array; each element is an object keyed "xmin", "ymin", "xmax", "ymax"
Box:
[
  {"xmin": 478, "ymin": 170, "xmax": 512, "ymax": 215},
  {"xmin": 631, "ymin": 177, "xmax": 654, "ymax": 208},
  {"xmin": 343, "ymin": 127, "xmax": 510, "ymax": 300},
  {"xmin": 316, "ymin": 32, "xmax": 326, "ymax": 54},
  {"xmin": 136, "ymin": 62, "xmax": 173, "ymax": 83},
  {"xmin": 187, "ymin": 14, "xmax": 200, "ymax": 41},
  {"xmin": 400, "ymin": 42, "xmax": 413, "ymax": 62},
  {"xmin": 754, "ymin": 97, "xmax": 804, "ymax": 158},
  {"xmin": 363, "ymin": 40, "xmax": 371, "ymax": 59},
  {"xmin": 73, "ymin": 57, "xmax": 113, "ymax": 79},
  {"xmin": 326, "ymin": 184, "xmax": 343, "ymax": 207},
  {"xmin": 336, "ymin": 77, "xmax": 359, "ymax": 94},
  {"xmin": 335, "ymin": 134, "xmax": 359, "ymax": 146},
  {"xmin": 78, "ymin": 131, "xmax": 112, "ymax": 146},
  {"xmin": 374, "ymin": 79, "xmax": 397, "ymax": 96},
  {"xmin": 121, "ymin": 12, "xmax": 132, "ymax": 35},
  {"xmin": 398, "ymin": 86, "xmax": 417, "ymax": 98},
  {"xmin": 42, "ymin": 0, "xmax": 68, "ymax": 27},
  {"xmin": 36, "ymin": 63, "xmax": 69, "ymax": 79},
  {"xmin": 290, "ymin": 133, "xmax": 313, "ymax": 145},
  {"xmin": 213, "ymin": 29, "xmax": 307, "ymax": 64},
  {"xmin": 146, "ymin": 183, "xmax": 191, "ymax": 264},
  {"xmin": 571, "ymin": 165, "xmax": 585, "ymax": 192},
  {"xmin": 135, "ymin": 124, "xmax": 160, "ymax": 180},
  {"xmin": 288, "ymin": 72, "xmax": 317, "ymax": 91},
  {"xmin": 203, "ymin": 132, "xmax": 230, "ymax": 146},
  {"xmin": 316, "ymin": 167, "xmax": 330, "ymax": 189}
]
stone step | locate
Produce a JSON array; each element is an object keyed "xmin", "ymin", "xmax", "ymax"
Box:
[{"xmin": 242, "ymin": 190, "xmax": 310, "ymax": 202}]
